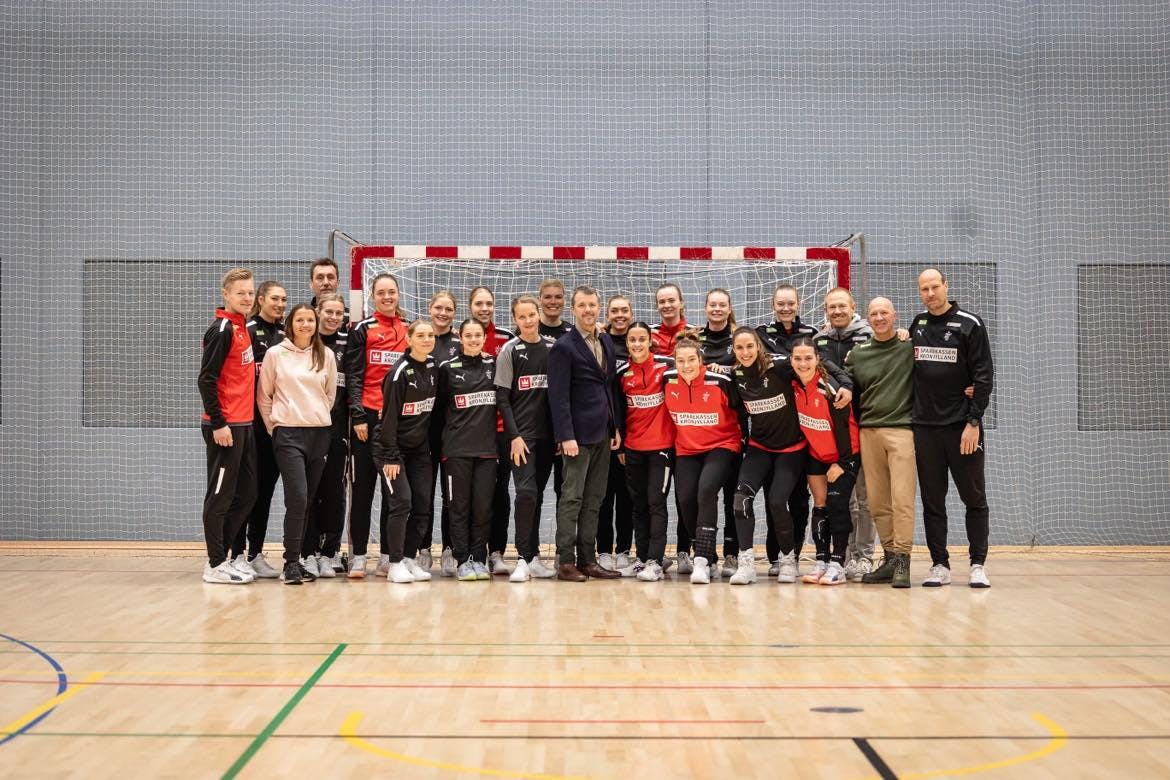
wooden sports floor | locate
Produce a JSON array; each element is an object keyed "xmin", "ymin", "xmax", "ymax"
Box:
[{"xmin": 1, "ymin": 544, "xmax": 1169, "ymax": 779}]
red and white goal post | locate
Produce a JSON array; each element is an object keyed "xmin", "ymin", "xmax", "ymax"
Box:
[{"xmin": 349, "ymin": 244, "xmax": 850, "ymax": 327}]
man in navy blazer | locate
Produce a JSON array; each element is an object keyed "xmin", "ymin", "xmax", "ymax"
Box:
[{"xmin": 548, "ymin": 285, "xmax": 623, "ymax": 581}]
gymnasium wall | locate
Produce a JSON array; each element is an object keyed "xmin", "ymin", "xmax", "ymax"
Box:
[{"xmin": 1, "ymin": 1, "xmax": 1167, "ymax": 543}]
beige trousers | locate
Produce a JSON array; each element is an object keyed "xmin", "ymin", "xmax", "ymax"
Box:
[{"xmin": 859, "ymin": 427, "xmax": 916, "ymax": 555}]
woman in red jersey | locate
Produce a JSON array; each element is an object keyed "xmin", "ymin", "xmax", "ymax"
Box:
[
  {"xmin": 790, "ymin": 338, "xmax": 861, "ymax": 586},
  {"xmin": 614, "ymin": 321, "xmax": 676, "ymax": 581},
  {"xmin": 662, "ymin": 332, "xmax": 743, "ymax": 585},
  {"xmin": 344, "ymin": 272, "xmax": 407, "ymax": 578}
]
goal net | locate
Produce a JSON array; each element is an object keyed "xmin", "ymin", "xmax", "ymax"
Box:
[{"xmin": 352, "ymin": 243, "xmax": 848, "ymax": 550}]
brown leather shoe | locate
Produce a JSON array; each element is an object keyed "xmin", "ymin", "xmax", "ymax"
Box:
[
  {"xmin": 557, "ymin": 563, "xmax": 587, "ymax": 582},
  {"xmin": 580, "ymin": 562, "xmax": 621, "ymax": 580}
]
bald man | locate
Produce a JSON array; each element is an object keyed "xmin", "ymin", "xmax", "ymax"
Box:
[
  {"xmin": 845, "ymin": 297, "xmax": 916, "ymax": 588},
  {"xmin": 912, "ymin": 269, "xmax": 994, "ymax": 588}
]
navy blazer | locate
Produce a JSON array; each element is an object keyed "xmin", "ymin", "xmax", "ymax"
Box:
[{"xmin": 548, "ymin": 327, "xmax": 617, "ymax": 446}]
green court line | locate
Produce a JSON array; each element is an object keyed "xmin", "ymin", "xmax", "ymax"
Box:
[{"xmin": 221, "ymin": 643, "xmax": 345, "ymax": 780}]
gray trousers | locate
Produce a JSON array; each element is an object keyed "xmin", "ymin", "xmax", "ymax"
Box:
[
  {"xmin": 845, "ymin": 467, "xmax": 877, "ymax": 561},
  {"xmin": 556, "ymin": 440, "xmax": 611, "ymax": 566}
]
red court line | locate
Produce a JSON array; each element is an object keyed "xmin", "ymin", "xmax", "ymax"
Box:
[
  {"xmin": 482, "ymin": 718, "xmax": 764, "ymax": 724},
  {"xmin": 3, "ymin": 678, "xmax": 1169, "ymax": 692}
]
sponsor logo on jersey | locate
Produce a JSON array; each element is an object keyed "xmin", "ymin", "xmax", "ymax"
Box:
[
  {"xmin": 914, "ymin": 346, "xmax": 958, "ymax": 363},
  {"xmin": 454, "ymin": 391, "xmax": 496, "ymax": 408},
  {"xmin": 744, "ymin": 395, "xmax": 786, "ymax": 414},
  {"xmin": 628, "ymin": 392, "xmax": 665, "ymax": 408},
  {"xmin": 402, "ymin": 397, "xmax": 436, "ymax": 416},
  {"xmin": 947, "ymin": 321, "xmax": 962, "ymax": 328},
  {"xmin": 798, "ymin": 412, "xmax": 831, "ymax": 431},
  {"xmin": 707, "ymin": 364, "xmax": 732, "ymax": 375},
  {"xmin": 917, "ymin": 319, "xmax": 927, "ymax": 325},
  {"xmin": 671, "ymin": 411, "xmax": 719, "ymax": 426},
  {"xmin": 370, "ymin": 350, "xmax": 403, "ymax": 365},
  {"xmin": 518, "ymin": 374, "xmax": 548, "ymax": 390},
  {"xmin": 336, "ymin": 371, "xmax": 346, "ymax": 387},
  {"xmin": 241, "ymin": 346, "xmax": 254, "ymax": 365}
]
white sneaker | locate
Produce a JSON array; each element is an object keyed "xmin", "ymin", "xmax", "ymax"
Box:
[
  {"xmin": 528, "ymin": 557, "xmax": 557, "ymax": 579},
  {"xmin": 803, "ymin": 561, "xmax": 828, "ymax": 584},
  {"xmin": 617, "ymin": 559, "xmax": 644, "ymax": 578},
  {"xmin": 690, "ymin": 556, "xmax": 711, "ymax": 584},
  {"xmin": 388, "ymin": 560, "xmax": 414, "ymax": 584},
  {"xmin": 637, "ymin": 560, "xmax": 664, "ymax": 581},
  {"xmin": 768, "ymin": 559, "xmax": 780, "ymax": 577},
  {"xmin": 776, "ymin": 552, "xmax": 798, "ymax": 583},
  {"xmin": 510, "ymin": 558, "xmax": 531, "ymax": 582},
  {"xmin": 440, "ymin": 547, "xmax": 457, "ymax": 577},
  {"xmin": 677, "ymin": 552, "xmax": 694, "ymax": 575},
  {"xmin": 729, "ymin": 551, "xmax": 757, "ymax": 585},
  {"xmin": 969, "ymin": 564, "xmax": 991, "ymax": 589},
  {"xmin": 615, "ymin": 552, "xmax": 632, "ymax": 571},
  {"xmin": 598, "ymin": 553, "xmax": 616, "ymax": 571},
  {"xmin": 923, "ymin": 564, "xmax": 952, "ymax": 587},
  {"xmin": 376, "ymin": 554, "xmax": 391, "ymax": 577},
  {"xmin": 708, "ymin": 562, "xmax": 720, "ymax": 580},
  {"xmin": 315, "ymin": 554, "xmax": 335, "ymax": 579},
  {"xmin": 301, "ymin": 555, "xmax": 320, "ymax": 578},
  {"xmin": 820, "ymin": 561, "xmax": 847, "ymax": 586},
  {"xmin": 846, "ymin": 558, "xmax": 872, "ymax": 582},
  {"xmin": 721, "ymin": 557, "xmax": 737, "ymax": 578},
  {"xmin": 488, "ymin": 551, "xmax": 512, "ymax": 576},
  {"xmin": 230, "ymin": 554, "xmax": 256, "ymax": 582},
  {"xmin": 418, "ymin": 548, "xmax": 433, "ymax": 570},
  {"xmin": 203, "ymin": 561, "xmax": 248, "ymax": 584},
  {"xmin": 347, "ymin": 554, "xmax": 367, "ymax": 580},
  {"xmin": 249, "ymin": 553, "xmax": 279, "ymax": 579},
  {"xmin": 328, "ymin": 553, "xmax": 345, "ymax": 573},
  {"xmin": 403, "ymin": 557, "xmax": 432, "ymax": 582}
]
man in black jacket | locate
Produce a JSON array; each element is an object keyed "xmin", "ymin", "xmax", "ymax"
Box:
[
  {"xmin": 548, "ymin": 286, "xmax": 622, "ymax": 582},
  {"xmin": 912, "ymin": 268, "xmax": 994, "ymax": 589}
]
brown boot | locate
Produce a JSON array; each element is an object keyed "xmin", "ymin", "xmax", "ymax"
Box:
[
  {"xmin": 557, "ymin": 563, "xmax": 587, "ymax": 582},
  {"xmin": 580, "ymin": 562, "xmax": 621, "ymax": 580}
]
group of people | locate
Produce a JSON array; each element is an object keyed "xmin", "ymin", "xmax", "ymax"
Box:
[{"xmin": 198, "ymin": 258, "xmax": 994, "ymax": 590}]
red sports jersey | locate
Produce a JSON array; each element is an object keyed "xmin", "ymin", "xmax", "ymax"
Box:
[
  {"xmin": 792, "ymin": 375, "xmax": 860, "ymax": 465},
  {"xmin": 662, "ymin": 368, "xmax": 741, "ymax": 456},
  {"xmin": 359, "ymin": 311, "xmax": 407, "ymax": 412},
  {"xmin": 616, "ymin": 355, "xmax": 675, "ymax": 451},
  {"xmin": 650, "ymin": 317, "xmax": 687, "ymax": 356},
  {"xmin": 480, "ymin": 322, "xmax": 514, "ymax": 431}
]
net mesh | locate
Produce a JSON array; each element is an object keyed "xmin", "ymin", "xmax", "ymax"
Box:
[{"xmin": 1, "ymin": 2, "xmax": 1167, "ymax": 546}]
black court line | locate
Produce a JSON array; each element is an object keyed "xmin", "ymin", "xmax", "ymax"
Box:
[{"xmin": 854, "ymin": 738, "xmax": 898, "ymax": 779}]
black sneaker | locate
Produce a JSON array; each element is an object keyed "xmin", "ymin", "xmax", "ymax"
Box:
[
  {"xmin": 281, "ymin": 561, "xmax": 303, "ymax": 585},
  {"xmin": 297, "ymin": 560, "xmax": 317, "ymax": 582},
  {"xmin": 892, "ymin": 554, "xmax": 911, "ymax": 589},
  {"xmin": 862, "ymin": 554, "xmax": 896, "ymax": 584}
]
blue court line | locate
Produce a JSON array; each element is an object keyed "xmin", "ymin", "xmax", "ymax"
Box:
[{"xmin": 0, "ymin": 633, "xmax": 68, "ymax": 746}]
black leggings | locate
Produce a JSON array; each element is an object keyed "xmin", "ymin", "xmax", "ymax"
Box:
[
  {"xmin": 674, "ymin": 448, "xmax": 739, "ymax": 561},
  {"xmin": 597, "ymin": 453, "xmax": 632, "ymax": 555},
  {"xmin": 809, "ymin": 458, "xmax": 858, "ymax": 564},
  {"xmin": 428, "ymin": 425, "xmax": 450, "ymax": 551},
  {"xmin": 765, "ymin": 468, "xmax": 810, "ymax": 561},
  {"xmin": 381, "ymin": 447, "xmax": 434, "ymax": 563},
  {"xmin": 272, "ymin": 426, "xmax": 330, "ymax": 565},
  {"xmin": 510, "ymin": 438, "xmax": 557, "ymax": 561},
  {"xmin": 735, "ymin": 446, "xmax": 808, "ymax": 556},
  {"xmin": 624, "ymin": 448, "xmax": 673, "ymax": 563},
  {"xmin": 490, "ymin": 432, "xmax": 512, "ymax": 555},
  {"xmin": 303, "ymin": 424, "xmax": 347, "ymax": 558},
  {"xmin": 444, "ymin": 456, "xmax": 497, "ymax": 563},
  {"xmin": 349, "ymin": 407, "xmax": 391, "ymax": 557},
  {"xmin": 232, "ymin": 417, "xmax": 279, "ymax": 559}
]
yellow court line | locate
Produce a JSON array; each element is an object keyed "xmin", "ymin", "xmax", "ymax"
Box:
[
  {"xmin": 340, "ymin": 712, "xmax": 592, "ymax": 780},
  {"xmin": 881, "ymin": 712, "xmax": 1067, "ymax": 780},
  {"xmin": 0, "ymin": 672, "xmax": 106, "ymax": 736}
]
